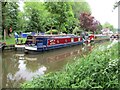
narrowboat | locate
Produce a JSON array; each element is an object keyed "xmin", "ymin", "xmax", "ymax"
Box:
[
  {"xmin": 25, "ymin": 34, "xmax": 83, "ymax": 53},
  {"xmin": 84, "ymin": 34, "xmax": 110, "ymax": 44},
  {"xmin": 94, "ymin": 34, "xmax": 110, "ymax": 40},
  {"xmin": 93, "ymin": 34, "xmax": 110, "ymax": 43}
]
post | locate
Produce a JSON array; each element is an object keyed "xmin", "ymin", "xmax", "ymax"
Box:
[{"xmin": 4, "ymin": 29, "xmax": 6, "ymax": 41}]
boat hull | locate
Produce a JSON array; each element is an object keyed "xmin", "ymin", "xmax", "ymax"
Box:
[
  {"xmin": 15, "ymin": 44, "xmax": 25, "ymax": 51},
  {"xmin": 25, "ymin": 41, "xmax": 83, "ymax": 53}
]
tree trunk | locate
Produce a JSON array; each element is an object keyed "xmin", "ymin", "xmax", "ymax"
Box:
[{"xmin": 2, "ymin": 2, "xmax": 7, "ymax": 40}]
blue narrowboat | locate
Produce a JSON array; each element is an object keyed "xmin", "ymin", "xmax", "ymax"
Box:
[{"xmin": 25, "ymin": 34, "xmax": 84, "ymax": 52}]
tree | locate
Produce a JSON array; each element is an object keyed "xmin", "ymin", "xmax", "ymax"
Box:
[
  {"xmin": 45, "ymin": 2, "xmax": 76, "ymax": 33},
  {"xmin": 72, "ymin": 1, "xmax": 91, "ymax": 19},
  {"xmin": 24, "ymin": 2, "xmax": 49, "ymax": 32},
  {"xmin": 95, "ymin": 23, "xmax": 102, "ymax": 34},
  {"xmin": 1, "ymin": 2, "xmax": 20, "ymax": 43},
  {"xmin": 2, "ymin": 2, "xmax": 19, "ymax": 38},
  {"xmin": 79, "ymin": 12, "xmax": 100, "ymax": 33},
  {"xmin": 102, "ymin": 22, "xmax": 115, "ymax": 32},
  {"xmin": 45, "ymin": 14, "xmax": 58, "ymax": 32},
  {"xmin": 17, "ymin": 11, "xmax": 26, "ymax": 32},
  {"xmin": 26, "ymin": 9, "xmax": 41, "ymax": 32}
]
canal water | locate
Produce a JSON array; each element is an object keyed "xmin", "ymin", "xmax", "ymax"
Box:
[{"xmin": 1, "ymin": 44, "xmax": 95, "ymax": 88}]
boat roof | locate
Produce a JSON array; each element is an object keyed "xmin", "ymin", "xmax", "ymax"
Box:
[{"xmin": 30, "ymin": 34, "xmax": 80, "ymax": 38}]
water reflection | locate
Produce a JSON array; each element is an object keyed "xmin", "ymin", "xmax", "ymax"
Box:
[
  {"xmin": 2, "ymin": 45, "xmax": 92, "ymax": 88},
  {"xmin": 15, "ymin": 60, "xmax": 46, "ymax": 80}
]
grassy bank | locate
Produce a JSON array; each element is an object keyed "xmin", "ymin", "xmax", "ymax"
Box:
[
  {"xmin": 1, "ymin": 36, "xmax": 26, "ymax": 45},
  {"xmin": 21, "ymin": 41, "xmax": 119, "ymax": 89}
]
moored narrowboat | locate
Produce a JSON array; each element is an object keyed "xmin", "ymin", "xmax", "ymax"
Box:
[
  {"xmin": 83, "ymin": 34, "xmax": 110, "ymax": 44},
  {"xmin": 94, "ymin": 34, "xmax": 110, "ymax": 41},
  {"xmin": 25, "ymin": 34, "xmax": 83, "ymax": 53}
]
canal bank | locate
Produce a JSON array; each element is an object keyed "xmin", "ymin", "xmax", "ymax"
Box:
[{"xmin": 21, "ymin": 41, "xmax": 119, "ymax": 89}]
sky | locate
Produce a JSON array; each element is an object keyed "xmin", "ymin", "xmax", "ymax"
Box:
[
  {"xmin": 86, "ymin": 0, "xmax": 118, "ymax": 28},
  {"xmin": 19, "ymin": 0, "xmax": 118, "ymax": 28}
]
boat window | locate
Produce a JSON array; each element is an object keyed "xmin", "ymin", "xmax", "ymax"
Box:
[
  {"xmin": 27, "ymin": 36, "xmax": 33, "ymax": 39},
  {"xmin": 79, "ymin": 38, "xmax": 81, "ymax": 41},
  {"xmin": 36, "ymin": 40, "xmax": 43, "ymax": 43},
  {"xmin": 25, "ymin": 41, "xmax": 32, "ymax": 44},
  {"xmin": 36, "ymin": 38, "xmax": 43, "ymax": 43},
  {"xmin": 71, "ymin": 38, "xmax": 74, "ymax": 42},
  {"xmin": 65, "ymin": 39, "xmax": 67, "ymax": 42}
]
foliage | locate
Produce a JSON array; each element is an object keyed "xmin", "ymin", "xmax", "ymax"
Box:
[
  {"xmin": 102, "ymin": 22, "xmax": 114, "ymax": 31},
  {"xmin": 2, "ymin": 1, "xmax": 92, "ymax": 37},
  {"xmin": 45, "ymin": 2, "xmax": 76, "ymax": 33},
  {"xmin": 5, "ymin": 36, "xmax": 15, "ymax": 45},
  {"xmin": 27, "ymin": 9, "xmax": 41, "ymax": 32},
  {"xmin": 79, "ymin": 13, "xmax": 101, "ymax": 33},
  {"xmin": 2, "ymin": 2, "xmax": 19, "ymax": 37},
  {"xmin": 21, "ymin": 42, "xmax": 119, "ymax": 89},
  {"xmin": 95, "ymin": 23, "xmax": 102, "ymax": 34},
  {"xmin": 17, "ymin": 38, "xmax": 27, "ymax": 44},
  {"xmin": 24, "ymin": 2, "xmax": 49, "ymax": 32},
  {"xmin": 72, "ymin": 27, "xmax": 82, "ymax": 35},
  {"xmin": 3, "ymin": 35, "xmax": 26, "ymax": 45},
  {"xmin": 45, "ymin": 29, "xmax": 58, "ymax": 34},
  {"xmin": 72, "ymin": 1, "xmax": 91, "ymax": 19},
  {"xmin": 17, "ymin": 11, "xmax": 26, "ymax": 32}
]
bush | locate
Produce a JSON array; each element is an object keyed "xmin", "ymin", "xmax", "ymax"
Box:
[
  {"xmin": 45, "ymin": 29, "xmax": 58, "ymax": 34},
  {"xmin": 21, "ymin": 42, "xmax": 119, "ymax": 89}
]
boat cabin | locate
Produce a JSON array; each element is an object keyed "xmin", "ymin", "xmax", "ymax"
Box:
[
  {"xmin": 26, "ymin": 35, "xmax": 83, "ymax": 46},
  {"xmin": 25, "ymin": 35, "xmax": 83, "ymax": 51}
]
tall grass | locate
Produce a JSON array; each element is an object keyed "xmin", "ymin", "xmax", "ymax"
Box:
[{"xmin": 21, "ymin": 42, "xmax": 119, "ymax": 89}]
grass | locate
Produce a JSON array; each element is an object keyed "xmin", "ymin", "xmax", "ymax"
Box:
[
  {"xmin": 1, "ymin": 36, "xmax": 27, "ymax": 45},
  {"xmin": 21, "ymin": 41, "xmax": 119, "ymax": 89},
  {"xmin": 6, "ymin": 37, "xmax": 15, "ymax": 45}
]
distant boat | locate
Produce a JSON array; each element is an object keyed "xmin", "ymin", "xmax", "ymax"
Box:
[{"xmin": 94, "ymin": 34, "xmax": 110, "ymax": 40}]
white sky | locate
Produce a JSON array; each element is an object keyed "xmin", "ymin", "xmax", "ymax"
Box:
[
  {"xmin": 19, "ymin": 0, "xmax": 119, "ymax": 28},
  {"xmin": 86, "ymin": 0, "xmax": 118, "ymax": 28}
]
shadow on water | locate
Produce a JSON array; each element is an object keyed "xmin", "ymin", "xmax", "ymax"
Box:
[{"xmin": 1, "ymin": 42, "xmax": 103, "ymax": 88}]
